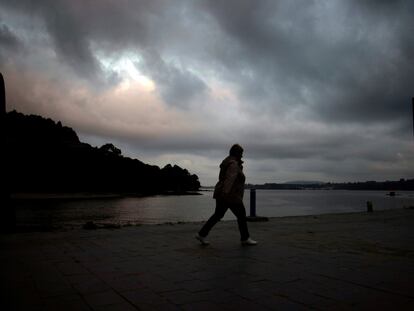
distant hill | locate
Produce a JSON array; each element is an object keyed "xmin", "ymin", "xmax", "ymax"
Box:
[{"xmin": 5, "ymin": 110, "xmax": 200, "ymax": 194}]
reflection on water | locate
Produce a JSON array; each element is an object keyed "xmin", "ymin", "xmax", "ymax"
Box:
[{"xmin": 15, "ymin": 190, "xmax": 414, "ymax": 227}]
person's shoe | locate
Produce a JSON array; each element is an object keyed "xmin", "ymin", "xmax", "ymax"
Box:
[
  {"xmin": 195, "ymin": 233, "xmax": 210, "ymax": 245},
  {"xmin": 241, "ymin": 238, "xmax": 258, "ymax": 245}
]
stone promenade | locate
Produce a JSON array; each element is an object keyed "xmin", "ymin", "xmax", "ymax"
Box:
[{"xmin": 1, "ymin": 208, "xmax": 414, "ymax": 310}]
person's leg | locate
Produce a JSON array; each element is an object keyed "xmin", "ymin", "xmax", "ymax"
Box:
[
  {"xmin": 229, "ymin": 202, "xmax": 250, "ymax": 241},
  {"xmin": 198, "ymin": 200, "xmax": 227, "ymax": 237}
]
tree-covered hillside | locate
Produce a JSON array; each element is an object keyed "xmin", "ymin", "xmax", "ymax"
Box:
[{"xmin": 6, "ymin": 111, "xmax": 200, "ymax": 194}]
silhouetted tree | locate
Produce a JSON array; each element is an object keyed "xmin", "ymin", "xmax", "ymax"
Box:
[{"xmin": 100, "ymin": 143, "xmax": 122, "ymax": 156}]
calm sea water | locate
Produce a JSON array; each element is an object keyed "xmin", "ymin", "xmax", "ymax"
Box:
[{"xmin": 15, "ymin": 190, "xmax": 414, "ymax": 227}]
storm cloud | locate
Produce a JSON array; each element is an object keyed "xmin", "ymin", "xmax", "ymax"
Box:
[{"xmin": 1, "ymin": 0, "xmax": 413, "ymax": 185}]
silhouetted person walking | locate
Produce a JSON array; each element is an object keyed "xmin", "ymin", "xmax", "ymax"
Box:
[{"xmin": 196, "ymin": 144, "xmax": 257, "ymax": 245}]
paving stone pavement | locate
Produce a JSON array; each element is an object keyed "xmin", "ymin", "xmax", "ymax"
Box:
[{"xmin": 1, "ymin": 208, "xmax": 414, "ymax": 310}]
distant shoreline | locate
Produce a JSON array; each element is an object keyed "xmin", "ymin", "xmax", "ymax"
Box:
[{"xmin": 246, "ymin": 179, "xmax": 414, "ymax": 191}]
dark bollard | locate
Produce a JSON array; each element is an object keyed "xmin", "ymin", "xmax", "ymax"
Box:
[
  {"xmin": 250, "ymin": 188, "xmax": 256, "ymax": 217},
  {"xmin": 246, "ymin": 188, "xmax": 268, "ymax": 222},
  {"xmin": 367, "ymin": 201, "xmax": 373, "ymax": 213}
]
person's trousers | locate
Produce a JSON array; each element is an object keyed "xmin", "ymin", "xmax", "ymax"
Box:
[{"xmin": 199, "ymin": 199, "xmax": 250, "ymax": 241}]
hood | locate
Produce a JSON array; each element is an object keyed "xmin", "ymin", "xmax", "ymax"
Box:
[{"xmin": 220, "ymin": 156, "xmax": 240, "ymax": 170}]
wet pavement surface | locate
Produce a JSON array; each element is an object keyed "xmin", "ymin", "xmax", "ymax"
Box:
[{"xmin": 1, "ymin": 208, "xmax": 414, "ymax": 310}]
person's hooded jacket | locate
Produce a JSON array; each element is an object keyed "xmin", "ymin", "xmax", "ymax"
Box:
[{"xmin": 213, "ymin": 155, "xmax": 245, "ymax": 204}]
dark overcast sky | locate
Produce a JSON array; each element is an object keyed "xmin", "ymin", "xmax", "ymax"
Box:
[{"xmin": 1, "ymin": 0, "xmax": 413, "ymax": 185}]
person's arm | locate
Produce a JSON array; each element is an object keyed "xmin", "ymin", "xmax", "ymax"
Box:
[{"xmin": 222, "ymin": 161, "xmax": 239, "ymax": 194}]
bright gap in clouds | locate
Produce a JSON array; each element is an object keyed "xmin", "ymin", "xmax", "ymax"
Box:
[{"xmin": 99, "ymin": 54, "xmax": 155, "ymax": 91}]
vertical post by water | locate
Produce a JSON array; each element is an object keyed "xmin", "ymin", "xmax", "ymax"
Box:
[
  {"xmin": 1, "ymin": 72, "xmax": 14, "ymax": 232},
  {"xmin": 412, "ymin": 97, "xmax": 414, "ymax": 138},
  {"xmin": 250, "ymin": 188, "xmax": 256, "ymax": 217},
  {"xmin": 367, "ymin": 201, "xmax": 373, "ymax": 213},
  {"xmin": 246, "ymin": 188, "xmax": 268, "ymax": 221}
]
